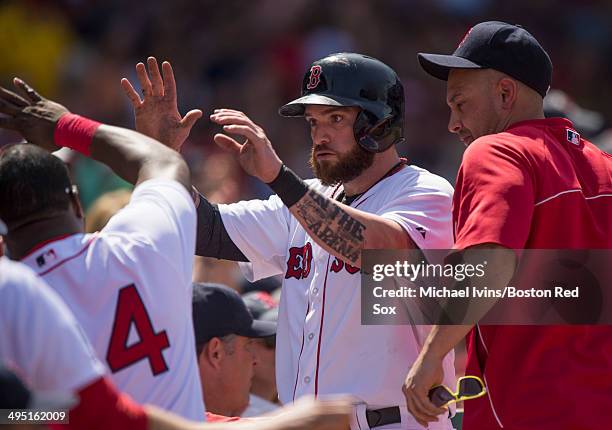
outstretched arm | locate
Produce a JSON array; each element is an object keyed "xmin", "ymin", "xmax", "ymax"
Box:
[
  {"xmin": 0, "ymin": 78, "xmax": 190, "ymax": 191},
  {"xmin": 287, "ymin": 179, "xmax": 410, "ymax": 266},
  {"xmin": 402, "ymin": 244, "xmax": 517, "ymax": 426},
  {"xmin": 145, "ymin": 396, "xmax": 351, "ymax": 430}
]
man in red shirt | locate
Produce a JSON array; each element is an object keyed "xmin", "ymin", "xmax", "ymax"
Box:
[{"xmin": 402, "ymin": 21, "xmax": 612, "ymax": 429}]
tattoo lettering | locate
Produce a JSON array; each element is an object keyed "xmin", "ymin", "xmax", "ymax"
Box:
[
  {"xmin": 295, "ymin": 189, "xmax": 365, "ymax": 263},
  {"xmin": 310, "ymin": 191, "xmax": 330, "ymax": 210}
]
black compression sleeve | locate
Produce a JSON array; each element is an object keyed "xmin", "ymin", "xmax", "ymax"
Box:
[
  {"xmin": 266, "ymin": 164, "xmax": 309, "ymax": 208},
  {"xmin": 194, "ymin": 193, "xmax": 249, "ymax": 262}
]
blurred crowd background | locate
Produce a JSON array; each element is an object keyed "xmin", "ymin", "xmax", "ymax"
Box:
[
  {"xmin": 1, "ymin": 0, "xmax": 610, "ymax": 383},
  {"xmin": 2, "ymin": 0, "xmax": 611, "ymax": 200}
]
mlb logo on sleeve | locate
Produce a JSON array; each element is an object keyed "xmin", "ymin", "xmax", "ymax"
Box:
[
  {"xmin": 567, "ymin": 129, "xmax": 581, "ymax": 145},
  {"xmin": 36, "ymin": 249, "xmax": 57, "ymax": 267}
]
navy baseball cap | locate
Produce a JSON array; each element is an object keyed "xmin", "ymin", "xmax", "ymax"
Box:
[
  {"xmin": 192, "ymin": 283, "xmax": 276, "ymax": 346},
  {"xmin": 418, "ymin": 21, "xmax": 552, "ymax": 97},
  {"xmin": 0, "ymin": 218, "xmax": 6, "ymax": 235}
]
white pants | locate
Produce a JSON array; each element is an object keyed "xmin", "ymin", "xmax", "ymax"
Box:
[{"xmin": 350, "ymin": 404, "xmax": 454, "ymax": 430}]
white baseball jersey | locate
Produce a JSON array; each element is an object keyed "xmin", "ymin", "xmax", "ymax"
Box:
[
  {"xmin": 0, "ymin": 257, "xmax": 105, "ymax": 394},
  {"xmin": 20, "ymin": 179, "xmax": 204, "ymax": 421},
  {"xmin": 219, "ymin": 165, "xmax": 456, "ymax": 429},
  {"xmin": 242, "ymin": 394, "xmax": 280, "ymax": 417}
]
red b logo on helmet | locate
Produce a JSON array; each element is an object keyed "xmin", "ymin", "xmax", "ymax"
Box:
[{"xmin": 306, "ymin": 65, "xmax": 322, "ymax": 90}]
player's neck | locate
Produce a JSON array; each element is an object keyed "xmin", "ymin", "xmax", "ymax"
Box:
[
  {"xmin": 7, "ymin": 214, "xmax": 83, "ymax": 260},
  {"xmin": 202, "ymin": 382, "xmax": 241, "ymax": 417},
  {"xmin": 501, "ymin": 102, "xmax": 545, "ymax": 131},
  {"xmin": 342, "ymin": 149, "xmax": 401, "ymax": 196}
]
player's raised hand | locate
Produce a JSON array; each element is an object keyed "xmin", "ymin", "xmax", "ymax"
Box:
[
  {"xmin": 210, "ymin": 109, "xmax": 283, "ymax": 183},
  {"xmin": 402, "ymin": 352, "xmax": 447, "ymax": 427},
  {"xmin": 0, "ymin": 78, "xmax": 69, "ymax": 152},
  {"xmin": 121, "ymin": 57, "xmax": 202, "ymax": 152}
]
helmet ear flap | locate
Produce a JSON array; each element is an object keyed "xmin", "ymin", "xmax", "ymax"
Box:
[
  {"xmin": 353, "ymin": 110, "xmax": 372, "ymax": 148},
  {"xmin": 353, "ymin": 110, "xmax": 395, "ymax": 153}
]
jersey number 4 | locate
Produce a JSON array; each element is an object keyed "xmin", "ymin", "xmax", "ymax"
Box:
[{"xmin": 106, "ymin": 284, "xmax": 170, "ymax": 375}]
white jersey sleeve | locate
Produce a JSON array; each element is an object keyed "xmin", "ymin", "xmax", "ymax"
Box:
[
  {"xmin": 219, "ymin": 194, "xmax": 292, "ymax": 281},
  {"xmin": 0, "ymin": 257, "xmax": 105, "ymax": 393},
  {"xmin": 102, "ymin": 178, "xmax": 196, "ymax": 289},
  {"xmin": 377, "ymin": 167, "xmax": 454, "ymax": 251}
]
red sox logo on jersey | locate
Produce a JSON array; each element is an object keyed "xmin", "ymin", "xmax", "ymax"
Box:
[
  {"xmin": 306, "ymin": 65, "xmax": 322, "ymax": 90},
  {"xmin": 330, "ymin": 257, "xmax": 360, "ymax": 275},
  {"xmin": 285, "ymin": 242, "xmax": 313, "ymax": 280},
  {"xmin": 36, "ymin": 249, "xmax": 57, "ymax": 267},
  {"xmin": 567, "ymin": 129, "xmax": 581, "ymax": 145}
]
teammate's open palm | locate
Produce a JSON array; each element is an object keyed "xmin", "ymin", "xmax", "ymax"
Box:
[
  {"xmin": 121, "ymin": 57, "xmax": 202, "ymax": 152},
  {"xmin": 211, "ymin": 109, "xmax": 283, "ymax": 183},
  {"xmin": 0, "ymin": 78, "xmax": 68, "ymax": 152}
]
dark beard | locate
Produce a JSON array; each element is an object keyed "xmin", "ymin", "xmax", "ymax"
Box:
[{"xmin": 309, "ymin": 143, "xmax": 375, "ymax": 186}]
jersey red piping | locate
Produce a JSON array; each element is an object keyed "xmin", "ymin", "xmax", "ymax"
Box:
[
  {"xmin": 292, "ymin": 300, "xmax": 310, "ymax": 401},
  {"xmin": 19, "ymin": 233, "xmax": 76, "ymax": 260},
  {"xmin": 311, "ymin": 169, "xmax": 399, "ymax": 395},
  {"xmin": 294, "ymin": 184, "xmax": 344, "ymax": 399},
  {"xmin": 314, "ymin": 254, "xmax": 331, "ymax": 396},
  {"xmin": 349, "ymin": 160, "xmax": 407, "ymax": 207},
  {"xmin": 354, "ymin": 195, "xmax": 371, "ymax": 209}
]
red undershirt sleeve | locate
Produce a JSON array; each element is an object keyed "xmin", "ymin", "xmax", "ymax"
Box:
[{"xmin": 51, "ymin": 376, "xmax": 148, "ymax": 430}]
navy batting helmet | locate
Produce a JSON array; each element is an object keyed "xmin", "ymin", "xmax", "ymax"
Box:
[{"xmin": 279, "ymin": 53, "xmax": 405, "ymax": 153}]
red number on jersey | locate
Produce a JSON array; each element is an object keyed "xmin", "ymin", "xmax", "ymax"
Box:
[{"xmin": 106, "ymin": 284, "xmax": 170, "ymax": 375}]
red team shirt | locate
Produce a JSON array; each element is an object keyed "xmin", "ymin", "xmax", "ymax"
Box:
[{"xmin": 453, "ymin": 118, "xmax": 612, "ymax": 429}]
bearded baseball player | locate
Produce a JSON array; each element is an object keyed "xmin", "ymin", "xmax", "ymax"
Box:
[{"xmin": 122, "ymin": 54, "xmax": 456, "ymax": 429}]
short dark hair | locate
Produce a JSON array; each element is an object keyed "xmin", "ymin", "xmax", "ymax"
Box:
[{"xmin": 0, "ymin": 144, "xmax": 72, "ymax": 226}]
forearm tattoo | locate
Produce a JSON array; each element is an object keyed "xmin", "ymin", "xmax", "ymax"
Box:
[{"xmin": 294, "ymin": 189, "xmax": 366, "ymax": 263}]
